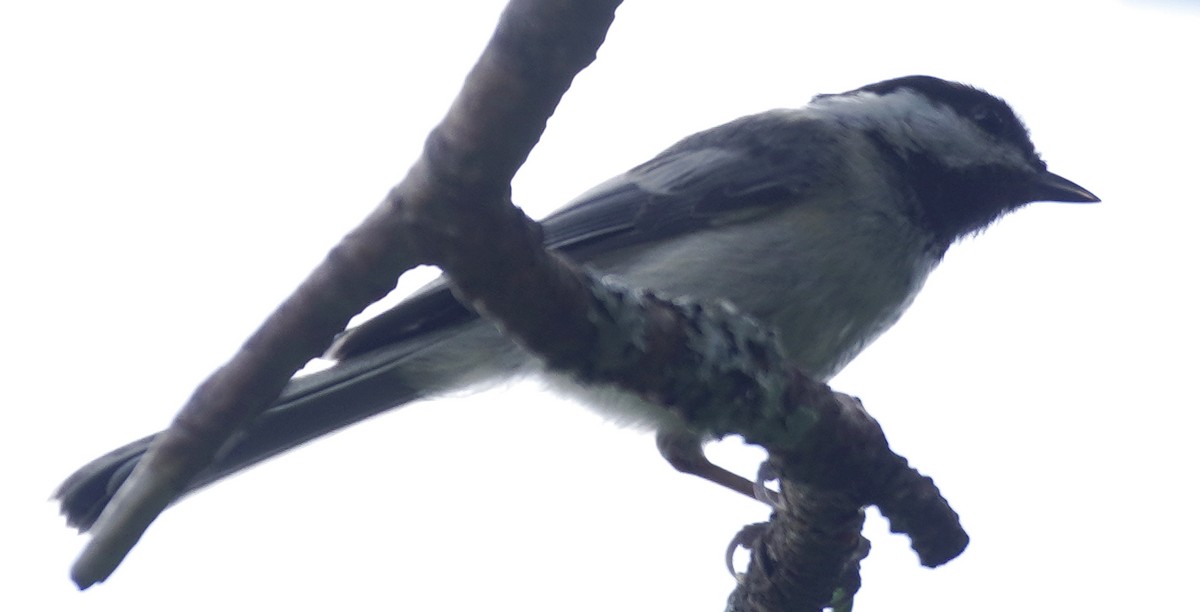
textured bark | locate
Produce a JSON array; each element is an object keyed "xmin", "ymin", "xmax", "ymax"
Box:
[{"xmin": 69, "ymin": 2, "xmax": 966, "ymax": 609}]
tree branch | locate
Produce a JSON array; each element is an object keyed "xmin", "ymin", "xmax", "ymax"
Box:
[
  {"xmin": 70, "ymin": 0, "xmax": 622, "ymax": 588},
  {"xmin": 70, "ymin": 2, "xmax": 968, "ymax": 610},
  {"xmin": 727, "ymin": 393, "xmax": 968, "ymax": 612}
]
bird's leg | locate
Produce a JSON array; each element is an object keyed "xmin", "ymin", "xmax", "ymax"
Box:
[{"xmin": 655, "ymin": 429, "xmax": 760, "ymax": 501}]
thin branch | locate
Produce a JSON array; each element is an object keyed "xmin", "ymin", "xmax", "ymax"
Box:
[
  {"xmin": 70, "ymin": 2, "xmax": 968, "ymax": 609},
  {"xmin": 727, "ymin": 393, "xmax": 968, "ymax": 612},
  {"xmin": 70, "ymin": 0, "xmax": 623, "ymax": 588}
]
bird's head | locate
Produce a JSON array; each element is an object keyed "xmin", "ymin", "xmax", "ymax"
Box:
[{"xmin": 814, "ymin": 75, "xmax": 1098, "ymax": 246}]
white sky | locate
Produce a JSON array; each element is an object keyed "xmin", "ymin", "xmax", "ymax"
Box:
[{"xmin": 2, "ymin": 1, "xmax": 1197, "ymax": 610}]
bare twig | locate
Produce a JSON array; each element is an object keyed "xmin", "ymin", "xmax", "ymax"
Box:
[
  {"xmin": 70, "ymin": 0, "xmax": 623, "ymax": 588},
  {"xmin": 70, "ymin": 2, "xmax": 967, "ymax": 609},
  {"xmin": 726, "ymin": 393, "xmax": 968, "ymax": 612}
]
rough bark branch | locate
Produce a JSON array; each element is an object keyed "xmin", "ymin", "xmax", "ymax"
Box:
[
  {"xmin": 70, "ymin": 0, "xmax": 622, "ymax": 588},
  {"xmin": 726, "ymin": 393, "xmax": 968, "ymax": 612},
  {"xmin": 69, "ymin": 1, "xmax": 968, "ymax": 609}
]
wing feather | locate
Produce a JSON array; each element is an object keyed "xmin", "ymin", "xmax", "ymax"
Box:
[{"xmin": 333, "ymin": 110, "xmax": 828, "ymax": 358}]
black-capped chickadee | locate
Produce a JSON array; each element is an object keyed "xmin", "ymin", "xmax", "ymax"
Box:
[{"xmin": 57, "ymin": 75, "xmax": 1098, "ymax": 530}]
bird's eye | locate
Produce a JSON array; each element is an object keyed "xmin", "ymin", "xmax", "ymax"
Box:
[{"xmin": 971, "ymin": 105, "xmax": 1007, "ymax": 136}]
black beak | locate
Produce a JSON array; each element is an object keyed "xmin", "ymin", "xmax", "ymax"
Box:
[{"xmin": 1031, "ymin": 171, "xmax": 1100, "ymax": 203}]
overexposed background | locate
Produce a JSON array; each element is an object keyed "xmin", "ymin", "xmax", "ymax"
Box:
[{"xmin": 3, "ymin": 1, "xmax": 1197, "ymax": 609}]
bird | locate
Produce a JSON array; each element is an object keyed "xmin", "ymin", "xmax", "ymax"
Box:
[{"xmin": 56, "ymin": 75, "xmax": 1098, "ymax": 531}]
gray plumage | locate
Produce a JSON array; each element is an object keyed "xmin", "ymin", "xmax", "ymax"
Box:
[{"xmin": 57, "ymin": 75, "xmax": 1097, "ymax": 530}]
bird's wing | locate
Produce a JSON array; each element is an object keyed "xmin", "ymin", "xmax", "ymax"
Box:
[
  {"xmin": 540, "ymin": 145, "xmax": 810, "ymax": 256},
  {"xmin": 332, "ymin": 113, "xmax": 826, "ymax": 358},
  {"xmin": 57, "ymin": 114, "xmax": 832, "ymax": 527}
]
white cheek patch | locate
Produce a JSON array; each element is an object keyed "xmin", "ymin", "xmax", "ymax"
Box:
[{"xmin": 812, "ymin": 90, "xmax": 1028, "ymax": 170}]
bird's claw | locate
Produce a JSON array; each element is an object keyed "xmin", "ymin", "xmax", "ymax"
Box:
[
  {"xmin": 753, "ymin": 461, "xmax": 784, "ymax": 510},
  {"xmin": 725, "ymin": 522, "xmax": 769, "ymax": 582}
]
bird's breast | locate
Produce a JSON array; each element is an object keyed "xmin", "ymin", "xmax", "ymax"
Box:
[{"xmin": 592, "ymin": 200, "xmax": 940, "ymax": 382}]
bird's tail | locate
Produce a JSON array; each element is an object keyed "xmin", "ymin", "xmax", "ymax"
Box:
[{"xmin": 54, "ymin": 330, "xmax": 483, "ymax": 532}]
